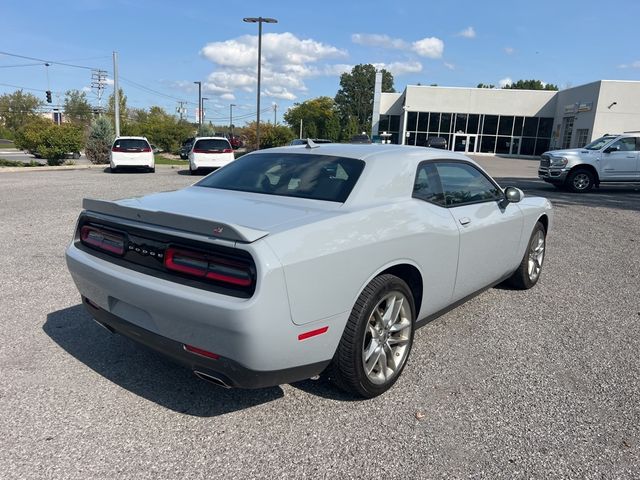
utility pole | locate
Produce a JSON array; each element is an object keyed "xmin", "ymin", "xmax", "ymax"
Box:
[
  {"xmin": 229, "ymin": 103, "xmax": 236, "ymax": 135},
  {"xmin": 299, "ymin": 118, "xmax": 303, "ymax": 139},
  {"xmin": 91, "ymin": 69, "xmax": 108, "ymax": 115},
  {"xmin": 273, "ymin": 103, "xmax": 278, "ymax": 124},
  {"xmin": 113, "ymin": 51, "xmax": 120, "ymax": 137},
  {"xmin": 194, "ymin": 81, "xmax": 202, "ymax": 131},
  {"xmin": 176, "ymin": 101, "xmax": 187, "ymax": 120}
]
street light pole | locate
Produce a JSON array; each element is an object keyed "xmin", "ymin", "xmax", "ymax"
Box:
[
  {"xmin": 194, "ymin": 81, "xmax": 202, "ymax": 131},
  {"xmin": 243, "ymin": 16, "xmax": 278, "ymax": 150},
  {"xmin": 229, "ymin": 103, "xmax": 236, "ymax": 136}
]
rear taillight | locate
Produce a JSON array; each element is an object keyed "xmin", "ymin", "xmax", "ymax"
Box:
[
  {"xmin": 141, "ymin": 147, "xmax": 151, "ymax": 152},
  {"xmin": 192, "ymin": 148, "xmax": 207, "ymax": 153},
  {"xmin": 192, "ymin": 149, "xmax": 232, "ymax": 154},
  {"xmin": 111, "ymin": 146, "xmax": 123, "ymax": 152},
  {"xmin": 164, "ymin": 247, "xmax": 253, "ymax": 287},
  {"xmin": 80, "ymin": 225, "xmax": 125, "ymax": 255},
  {"xmin": 223, "ymin": 148, "xmax": 233, "ymax": 153}
]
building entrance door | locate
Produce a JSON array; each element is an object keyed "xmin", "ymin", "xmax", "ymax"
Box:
[
  {"xmin": 510, "ymin": 137, "xmax": 521, "ymax": 155},
  {"xmin": 453, "ymin": 134, "xmax": 477, "ymax": 153}
]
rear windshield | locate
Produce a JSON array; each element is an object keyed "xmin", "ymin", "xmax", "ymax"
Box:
[
  {"xmin": 194, "ymin": 139, "xmax": 231, "ymax": 151},
  {"xmin": 196, "ymin": 152, "xmax": 365, "ymax": 203},
  {"xmin": 113, "ymin": 139, "xmax": 149, "ymax": 150}
]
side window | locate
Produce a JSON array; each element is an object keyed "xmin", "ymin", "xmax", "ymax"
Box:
[
  {"xmin": 413, "ymin": 162, "xmax": 445, "ymax": 206},
  {"xmin": 435, "ymin": 162, "xmax": 502, "ymax": 207},
  {"xmin": 610, "ymin": 137, "xmax": 637, "ymax": 152}
]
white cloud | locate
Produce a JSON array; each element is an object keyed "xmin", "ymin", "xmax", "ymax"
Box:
[
  {"xmin": 351, "ymin": 33, "xmax": 408, "ymax": 49},
  {"xmin": 499, "ymin": 77, "xmax": 513, "ymax": 88},
  {"xmin": 618, "ymin": 60, "xmax": 640, "ymax": 68},
  {"xmin": 457, "ymin": 27, "xmax": 476, "ymax": 39},
  {"xmin": 504, "ymin": 47, "xmax": 515, "ymax": 55},
  {"xmin": 81, "ymin": 86, "xmax": 92, "ymax": 93},
  {"xmin": 104, "ymin": 77, "xmax": 114, "ymax": 86},
  {"xmin": 198, "ymin": 32, "xmax": 347, "ymax": 101},
  {"xmin": 412, "ymin": 37, "xmax": 444, "ymax": 59},
  {"xmin": 372, "ymin": 61, "xmax": 423, "ymax": 75},
  {"xmin": 444, "ymin": 62, "xmax": 455, "ymax": 70}
]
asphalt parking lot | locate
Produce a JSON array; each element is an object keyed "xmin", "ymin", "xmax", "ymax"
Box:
[{"xmin": 1, "ymin": 159, "xmax": 639, "ymax": 479}]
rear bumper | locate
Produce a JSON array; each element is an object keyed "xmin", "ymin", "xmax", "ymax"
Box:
[
  {"xmin": 110, "ymin": 154, "xmax": 154, "ymax": 169},
  {"xmin": 83, "ymin": 297, "xmax": 330, "ymax": 388},
  {"xmin": 190, "ymin": 154, "xmax": 234, "ymax": 170}
]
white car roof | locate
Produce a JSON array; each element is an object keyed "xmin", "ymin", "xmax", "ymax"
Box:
[
  {"xmin": 194, "ymin": 136, "xmax": 229, "ymax": 141},
  {"xmin": 114, "ymin": 136, "xmax": 148, "ymax": 140}
]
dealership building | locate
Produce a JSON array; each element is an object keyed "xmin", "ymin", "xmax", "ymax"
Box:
[{"xmin": 374, "ymin": 80, "xmax": 640, "ymax": 156}]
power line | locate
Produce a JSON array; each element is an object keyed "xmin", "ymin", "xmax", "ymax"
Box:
[
  {"xmin": 0, "ymin": 82, "xmax": 62, "ymax": 94},
  {"xmin": 120, "ymin": 76, "xmax": 196, "ymax": 105},
  {"xmin": 0, "ymin": 50, "xmax": 103, "ymax": 71}
]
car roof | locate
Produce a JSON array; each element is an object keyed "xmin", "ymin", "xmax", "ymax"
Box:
[
  {"xmin": 194, "ymin": 136, "xmax": 229, "ymax": 141},
  {"xmin": 260, "ymin": 143, "xmax": 484, "ymax": 207},
  {"xmin": 114, "ymin": 136, "xmax": 148, "ymax": 140}
]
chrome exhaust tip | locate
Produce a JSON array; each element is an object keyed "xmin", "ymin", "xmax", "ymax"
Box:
[{"xmin": 193, "ymin": 370, "xmax": 231, "ymax": 389}]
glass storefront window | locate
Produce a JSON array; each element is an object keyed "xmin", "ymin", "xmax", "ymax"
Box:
[
  {"xmin": 498, "ymin": 116, "xmax": 514, "ymax": 136},
  {"xmin": 480, "ymin": 135, "xmax": 496, "ymax": 153},
  {"xmin": 429, "ymin": 113, "xmax": 440, "ymax": 132},
  {"xmin": 389, "ymin": 115, "xmax": 400, "ymax": 132},
  {"xmin": 495, "ymin": 136, "xmax": 511, "ymax": 154},
  {"xmin": 467, "ymin": 114, "xmax": 479, "ymax": 134},
  {"xmin": 482, "ymin": 115, "xmax": 498, "ymax": 135},
  {"xmin": 520, "ymin": 137, "xmax": 535, "ymax": 155},
  {"xmin": 523, "ymin": 117, "xmax": 539, "ymax": 137},
  {"xmin": 416, "ymin": 133, "xmax": 427, "ymax": 146},
  {"xmin": 534, "ymin": 138, "xmax": 550, "ymax": 155},
  {"xmin": 513, "ymin": 117, "xmax": 524, "ymax": 136},
  {"xmin": 407, "ymin": 132, "xmax": 417, "ymax": 145},
  {"xmin": 417, "ymin": 112, "xmax": 429, "ymax": 131},
  {"xmin": 406, "ymin": 112, "xmax": 418, "ymax": 132},
  {"xmin": 440, "ymin": 113, "xmax": 452, "ymax": 133},
  {"xmin": 454, "ymin": 113, "xmax": 467, "ymax": 133},
  {"xmin": 538, "ymin": 117, "xmax": 553, "ymax": 137}
]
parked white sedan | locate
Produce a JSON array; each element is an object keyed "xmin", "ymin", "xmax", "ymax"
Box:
[{"xmin": 66, "ymin": 143, "xmax": 552, "ymax": 397}]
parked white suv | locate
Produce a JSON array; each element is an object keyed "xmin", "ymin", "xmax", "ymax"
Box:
[
  {"xmin": 188, "ymin": 137, "xmax": 234, "ymax": 175},
  {"xmin": 110, "ymin": 136, "xmax": 155, "ymax": 173},
  {"xmin": 539, "ymin": 132, "xmax": 640, "ymax": 192}
]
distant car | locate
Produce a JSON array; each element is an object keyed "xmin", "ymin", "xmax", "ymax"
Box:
[
  {"xmin": 110, "ymin": 136, "xmax": 154, "ymax": 173},
  {"xmin": 66, "ymin": 144, "xmax": 552, "ymax": 398},
  {"xmin": 150, "ymin": 144, "xmax": 160, "ymax": 154},
  {"xmin": 290, "ymin": 138, "xmax": 333, "ymax": 146},
  {"xmin": 349, "ymin": 134, "xmax": 371, "ymax": 144},
  {"xmin": 539, "ymin": 132, "xmax": 640, "ymax": 192},
  {"xmin": 226, "ymin": 134, "xmax": 244, "ymax": 149},
  {"xmin": 180, "ymin": 137, "xmax": 195, "ymax": 160},
  {"xmin": 427, "ymin": 137, "xmax": 448, "ymax": 149},
  {"xmin": 188, "ymin": 136, "xmax": 235, "ymax": 175}
]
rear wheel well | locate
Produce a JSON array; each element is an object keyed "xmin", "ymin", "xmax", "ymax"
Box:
[
  {"xmin": 537, "ymin": 214, "xmax": 549, "ymax": 234},
  {"xmin": 567, "ymin": 164, "xmax": 599, "ymax": 184},
  {"xmin": 379, "ymin": 264, "xmax": 423, "ymax": 317}
]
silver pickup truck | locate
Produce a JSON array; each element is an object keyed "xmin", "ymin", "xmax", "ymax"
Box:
[{"xmin": 538, "ymin": 132, "xmax": 640, "ymax": 192}]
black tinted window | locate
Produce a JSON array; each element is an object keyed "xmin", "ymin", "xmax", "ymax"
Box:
[
  {"xmin": 113, "ymin": 139, "xmax": 149, "ymax": 150},
  {"xmin": 413, "ymin": 163, "xmax": 445, "ymax": 206},
  {"xmin": 194, "ymin": 139, "xmax": 231, "ymax": 151},
  {"xmin": 196, "ymin": 153, "xmax": 365, "ymax": 203},
  {"xmin": 435, "ymin": 162, "xmax": 502, "ymax": 206}
]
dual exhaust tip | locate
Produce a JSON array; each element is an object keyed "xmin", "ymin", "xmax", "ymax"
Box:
[{"xmin": 193, "ymin": 370, "xmax": 231, "ymax": 389}]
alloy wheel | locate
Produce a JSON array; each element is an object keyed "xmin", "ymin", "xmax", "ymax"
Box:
[{"xmin": 527, "ymin": 230, "xmax": 545, "ymax": 282}]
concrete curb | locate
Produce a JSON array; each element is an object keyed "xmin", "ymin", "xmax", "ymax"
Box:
[{"xmin": 0, "ymin": 164, "xmax": 187, "ymax": 173}]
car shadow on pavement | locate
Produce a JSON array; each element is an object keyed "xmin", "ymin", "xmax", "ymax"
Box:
[
  {"xmin": 44, "ymin": 305, "xmax": 284, "ymax": 417},
  {"xmin": 496, "ymin": 177, "xmax": 640, "ymax": 212}
]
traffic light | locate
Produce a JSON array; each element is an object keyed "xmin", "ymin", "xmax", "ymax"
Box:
[{"xmin": 46, "ymin": 90, "xmax": 52, "ymax": 103}]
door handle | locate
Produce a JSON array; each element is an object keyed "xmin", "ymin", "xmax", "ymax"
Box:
[{"xmin": 459, "ymin": 217, "xmax": 471, "ymax": 226}]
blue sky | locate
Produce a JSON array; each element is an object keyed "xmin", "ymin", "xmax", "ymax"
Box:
[{"xmin": 2, "ymin": 0, "xmax": 639, "ymax": 125}]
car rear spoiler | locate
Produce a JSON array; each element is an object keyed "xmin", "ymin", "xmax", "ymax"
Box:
[{"xmin": 82, "ymin": 198, "xmax": 269, "ymax": 243}]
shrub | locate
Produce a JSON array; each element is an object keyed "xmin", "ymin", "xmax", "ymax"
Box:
[
  {"xmin": 14, "ymin": 117, "xmax": 54, "ymax": 153},
  {"xmin": 85, "ymin": 117, "xmax": 114, "ymax": 164},
  {"xmin": 36, "ymin": 123, "xmax": 84, "ymax": 166}
]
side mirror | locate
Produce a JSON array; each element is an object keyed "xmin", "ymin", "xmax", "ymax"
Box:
[
  {"xmin": 603, "ymin": 145, "xmax": 620, "ymax": 154},
  {"xmin": 500, "ymin": 186, "xmax": 524, "ymax": 208}
]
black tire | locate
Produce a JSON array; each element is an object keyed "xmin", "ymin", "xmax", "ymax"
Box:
[
  {"xmin": 148, "ymin": 167, "xmax": 155, "ymax": 173},
  {"xmin": 330, "ymin": 274, "xmax": 415, "ymax": 398},
  {"xmin": 566, "ymin": 168, "xmax": 595, "ymax": 193},
  {"xmin": 189, "ymin": 165, "xmax": 196, "ymax": 175},
  {"xmin": 505, "ymin": 221, "xmax": 546, "ymax": 290},
  {"xmin": 110, "ymin": 166, "xmax": 118, "ymax": 173},
  {"xmin": 72, "ymin": 152, "xmax": 80, "ymax": 159}
]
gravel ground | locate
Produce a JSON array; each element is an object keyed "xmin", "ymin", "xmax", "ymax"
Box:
[{"xmin": 1, "ymin": 160, "xmax": 639, "ymax": 479}]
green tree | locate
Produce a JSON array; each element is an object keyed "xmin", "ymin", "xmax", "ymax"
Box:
[
  {"xmin": 284, "ymin": 96, "xmax": 341, "ymax": 141},
  {"xmin": 85, "ymin": 117, "xmax": 115, "ymax": 164},
  {"xmin": 477, "ymin": 83, "xmax": 495, "ymax": 89},
  {"xmin": 502, "ymin": 79, "xmax": 558, "ymax": 91},
  {"xmin": 0, "ymin": 90, "xmax": 43, "ymax": 134},
  {"xmin": 37, "ymin": 123, "xmax": 84, "ymax": 166},
  {"xmin": 14, "ymin": 116, "xmax": 54, "ymax": 152},
  {"xmin": 242, "ymin": 122, "xmax": 294, "ymax": 150},
  {"xmin": 107, "ymin": 88, "xmax": 128, "ymax": 130},
  {"xmin": 64, "ymin": 90, "xmax": 93, "ymax": 126},
  {"xmin": 334, "ymin": 64, "xmax": 394, "ymax": 135},
  {"xmin": 122, "ymin": 105, "xmax": 196, "ymax": 154}
]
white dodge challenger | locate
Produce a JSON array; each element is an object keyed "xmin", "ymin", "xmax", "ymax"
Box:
[{"xmin": 66, "ymin": 143, "xmax": 552, "ymax": 398}]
